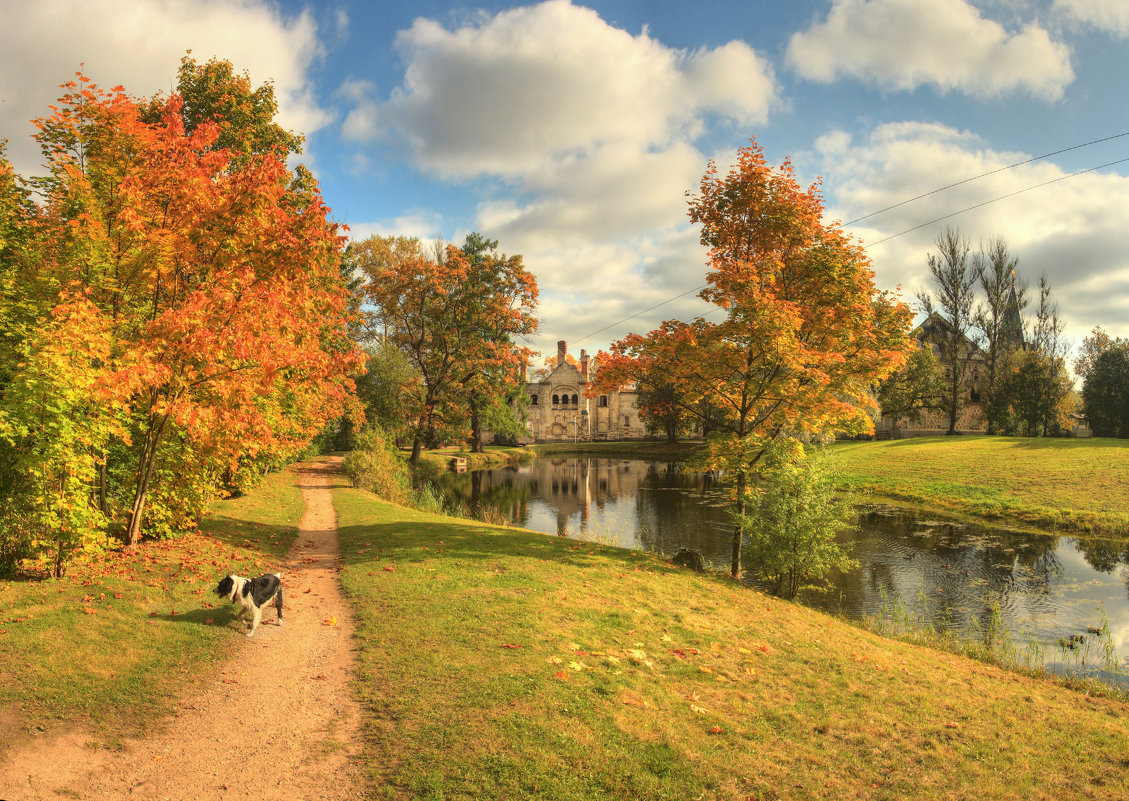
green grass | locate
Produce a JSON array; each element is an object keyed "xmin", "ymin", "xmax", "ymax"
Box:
[
  {"xmin": 0, "ymin": 467, "xmax": 303, "ymax": 747},
  {"xmin": 335, "ymin": 483, "xmax": 1129, "ymax": 801},
  {"xmin": 833, "ymin": 437, "xmax": 1129, "ymax": 535}
]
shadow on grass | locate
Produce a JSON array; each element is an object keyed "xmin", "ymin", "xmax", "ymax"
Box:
[{"xmin": 334, "ymin": 514, "xmax": 721, "ymax": 588}]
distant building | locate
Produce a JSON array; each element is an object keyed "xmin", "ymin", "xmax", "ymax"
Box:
[
  {"xmin": 520, "ymin": 341, "xmax": 647, "ymax": 442},
  {"xmin": 876, "ymin": 286, "xmax": 1026, "ymax": 438}
]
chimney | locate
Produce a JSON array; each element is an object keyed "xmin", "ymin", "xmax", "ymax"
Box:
[
  {"xmin": 579, "ymin": 350, "xmax": 589, "ymax": 380},
  {"xmin": 557, "ymin": 340, "xmax": 567, "ymax": 367}
]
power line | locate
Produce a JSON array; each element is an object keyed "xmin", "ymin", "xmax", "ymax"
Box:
[
  {"xmin": 567, "ymin": 140, "xmax": 1129, "ymax": 349},
  {"xmin": 866, "ymin": 155, "xmax": 1129, "ymax": 247},
  {"xmin": 570, "ymin": 283, "xmax": 707, "ymax": 345},
  {"xmin": 842, "ymin": 130, "xmax": 1129, "ymax": 227}
]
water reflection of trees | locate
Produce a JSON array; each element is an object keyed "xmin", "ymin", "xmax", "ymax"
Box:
[
  {"xmin": 819, "ymin": 508, "xmax": 1065, "ymax": 636},
  {"xmin": 431, "ymin": 460, "xmax": 1129, "ymax": 632},
  {"xmin": 633, "ymin": 463, "xmax": 731, "ymax": 563},
  {"xmin": 1072, "ymin": 537, "xmax": 1129, "ymax": 574}
]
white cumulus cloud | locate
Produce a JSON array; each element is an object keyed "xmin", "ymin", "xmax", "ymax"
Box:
[
  {"xmin": 1054, "ymin": 0, "xmax": 1129, "ymax": 36},
  {"xmin": 816, "ymin": 121, "xmax": 1129, "ymax": 347},
  {"xmin": 0, "ymin": 0, "xmax": 330, "ymax": 177},
  {"xmin": 341, "ymin": 0, "xmax": 777, "ymax": 177},
  {"xmin": 342, "ymin": 0, "xmax": 778, "ymax": 357},
  {"xmin": 786, "ymin": 0, "xmax": 1075, "ymax": 100}
]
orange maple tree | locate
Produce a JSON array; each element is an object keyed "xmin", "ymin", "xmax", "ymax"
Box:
[
  {"xmin": 18, "ymin": 69, "xmax": 362, "ymax": 548},
  {"xmin": 596, "ymin": 139, "xmax": 912, "ymax": 577},
  {"xmin": 356, "ymin": 234, "xmax": 538, "ymax": 463}
]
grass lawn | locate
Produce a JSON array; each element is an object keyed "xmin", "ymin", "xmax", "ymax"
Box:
[
  {"xmin": 335, "ymin": 483, "xmax": 1129, "ymax": 801},
  {"xmin": 832, "ymin": 437, "xmax": 1129, "ymax": 535},
  {"xmin": 0, "ymin": 467, "xmax": 303, "ymax": 749}
]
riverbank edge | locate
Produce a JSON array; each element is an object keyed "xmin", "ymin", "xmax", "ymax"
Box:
[
  {"xmin": 415, "ymin": 438, "xmax": 1128, "ymax": 539},
  {"xmin": 333, "ymin": 482, "xmax": 1129, "ymax": 800}
]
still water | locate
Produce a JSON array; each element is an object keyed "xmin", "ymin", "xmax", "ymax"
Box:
[{"xmin": 431, "ymin": 456, "xmax": 1129, "ymax": 681}]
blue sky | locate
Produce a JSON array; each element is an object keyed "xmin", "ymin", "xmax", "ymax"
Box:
[{"xmin": 2, "ymin": 0, "xmax": 1128, "ymax": 370}]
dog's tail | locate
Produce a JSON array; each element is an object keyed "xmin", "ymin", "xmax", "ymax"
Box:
[{"xmin": 274, "ymin": 572, "xmax": 282, "ymax": 579}]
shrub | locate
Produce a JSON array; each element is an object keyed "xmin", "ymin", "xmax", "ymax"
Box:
[
  {"xmin": 739, "ymin": 439, "xmax": 856, "ymax": 599},
  {"xmin": 343, "ymin": 424, "xmax": 412, "ymax": 505}
]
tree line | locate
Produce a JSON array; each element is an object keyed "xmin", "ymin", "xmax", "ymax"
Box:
[{"xmin": 877, "ymin": 227, "xmax": 1077, "ymax": 437}]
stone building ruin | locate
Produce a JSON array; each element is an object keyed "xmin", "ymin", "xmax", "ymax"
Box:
[{"xmin": 520, "ymin": 341, "xmax": 646, "ymax": 442}]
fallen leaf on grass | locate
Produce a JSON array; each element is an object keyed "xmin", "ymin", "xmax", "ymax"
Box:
[
  {"xmin": 501, "ymin": 643, "xmax": 521, "ymax": 649},
  {"xmin": 622, "ymin": 697, "xmax": 647, "ymax": 708},
  {"xmin": 699, "ymin": 666, "xmax": 714, "ymax": 674},
  {"xmin": 554, "ymin": 670, "xmax": 569, "ymax": 681},
  {"xmin": 690, "ymin": 704, "xmax": 710, "ymax": 714},
  {"xmin": 568, "ymin": 661, "xmax": 586, "ymax": 671},
  {"xmin": 708, "ymin": 726, "xmax": 724, "ymax": 735},
  {"xmin": 82, "ymin": 607, "xmax": 96, "ymax": 615},
  {"xmin": 323, "ymin": 616, "xmax": 338, "ymax": 627},
  {"xmin": 313, "ymin": 674, "xmax": 328, "ymax": 680},
  {"xmin": 944, "ymin": 722, "xmax": 960, "ymax": 729},
  {"xmin": 382, "ymin": 566, "xmax": 396, "ymax": 573},
  {"xmin": 205, "ymin": 618, "xmax": 214, "ymax": 625}
]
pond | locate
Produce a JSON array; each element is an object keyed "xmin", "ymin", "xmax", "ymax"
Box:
[{"xmin": 429, "ymin": 456, "xmax": 1129, "ymax": 683}]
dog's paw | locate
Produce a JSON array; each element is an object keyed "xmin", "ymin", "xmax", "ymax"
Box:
[{"xmin": 245, "ymin": 631, "xmax": 255, "ymax": 638}]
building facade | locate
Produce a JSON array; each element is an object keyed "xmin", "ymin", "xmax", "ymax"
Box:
[{"xmin": 521, "ymin": 341, "xmax": 648, "ymax": 442}]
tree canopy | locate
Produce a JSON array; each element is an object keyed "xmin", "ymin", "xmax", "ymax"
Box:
[
  {"xmin": 0, "ymin": 63, "xmax": 361, "ymax": 572},
  {"xmin": 595, "ymin": 139, "xmax": 912, "ymax": 577}
]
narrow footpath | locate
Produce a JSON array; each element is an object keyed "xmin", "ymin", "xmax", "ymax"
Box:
[{"xmin": 0, "ymin": 458, "xmax": 366, "ymax": 800}]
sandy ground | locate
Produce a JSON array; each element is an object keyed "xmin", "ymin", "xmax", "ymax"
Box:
[{"xmin": 0, "ymin": 458, "xmax": 367, "ymax": 800}]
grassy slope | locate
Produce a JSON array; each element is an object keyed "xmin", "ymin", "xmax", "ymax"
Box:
[
  {"xmin": 0, "ymin": 468, "xmax": 303, "ymax": 745},
  {"xmin": 335, "ymin": 485, "xmax": 1129, "ymax": 801},
  {"xmin": 832, "ymin": 437, "xmax": 1129, "ymax": 535}
]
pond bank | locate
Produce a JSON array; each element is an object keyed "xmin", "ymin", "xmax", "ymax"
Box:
[
  {"xmin": 334, "ymin": 481, "xmax": 1129, "ymax": 800},
  {"xmin": 419, "ymin": 437, "xmax": 1129, "ymax": 538}
]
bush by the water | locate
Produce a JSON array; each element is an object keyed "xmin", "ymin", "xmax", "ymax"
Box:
[
  {"xmin": 343, "ymin": 425, "xmax": 413, "ymax": 505},
  {"xmin": 740, "ymin": 439, "xmax": 856, "ymax": 599}
]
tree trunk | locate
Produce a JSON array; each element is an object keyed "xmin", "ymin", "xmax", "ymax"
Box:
[
  {"xmin": 470, "ymin": 401, "xmax": 484, "ymax": 453},
  {"xmin": 731, "ymin": 470, "xmax": 746, "ymax": 579},
  {"xmin": 125, "ymin": 412, "xmax": 168, "ymax": 547}
]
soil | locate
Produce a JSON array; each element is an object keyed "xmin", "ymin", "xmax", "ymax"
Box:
[{"xmin": 0, "ymin": 458, "xmax": 367, "ymax": 800}]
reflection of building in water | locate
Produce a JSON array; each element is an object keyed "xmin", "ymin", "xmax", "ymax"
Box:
[
  {"xmin": 521, "ymin": 340, "xmax": 646, "ymax": 442},
  {"xmin": 532, "ymin": 458, "xmax": 646, "ymax": 535}
]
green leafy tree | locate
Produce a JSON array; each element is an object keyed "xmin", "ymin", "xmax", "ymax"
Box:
[
  {"xmin": 973, "ymin": 238, "xmax": 1027, "ymax": 433},
  {"xmin": 354, "ymin": 339, "xmax": 419, "ymax": 446},
  {"xmin": 917, "ymin": 227, "xmax": 981, "ymax": 435},
  {"xmin": 1082, "ymin": 346, "xmax": 1129, "ymax": 437},
  {"xmin": 996, "ymin": 275, "xmax": 1071, "ymax": 437},
  {"xmin": 875, "ymin": 343, "xmax": 944, "ymax": 428},
  {"xmin": 0, "ymin": 296, "xmax": 125, "ymax": 576},
  {"xmin": 740, "ymin": 439, "xmax": 856, "ymax": 600},
  {"xmin": 634, "ymin": 377, "xmax": 694, "ymax": 443}
]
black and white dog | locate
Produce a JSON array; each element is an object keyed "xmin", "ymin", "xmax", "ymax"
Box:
[{"xmin": 214, "ymin": 573, "xmax": 283, "ymax": 637}]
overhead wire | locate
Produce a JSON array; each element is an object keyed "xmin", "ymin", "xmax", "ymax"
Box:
[
  {"xmin": 842, "ymin": 130, "xmax": 1129, "ymax": 227},
  {"xmin": 565, "ymin": 133, "xmax": 1129, "ymax": 349}
]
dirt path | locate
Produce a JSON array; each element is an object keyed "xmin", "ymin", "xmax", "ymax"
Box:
[{"xmin": 0, "ymin": 458, "xmax": 367, "ymax": 800}]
